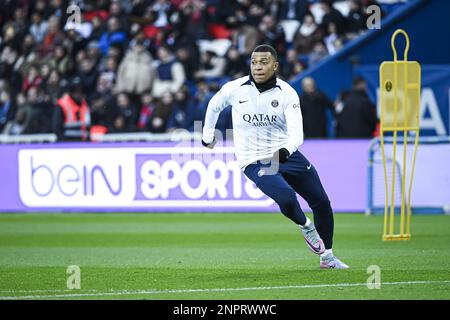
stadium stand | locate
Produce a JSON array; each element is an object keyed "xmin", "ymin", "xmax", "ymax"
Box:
[{"xmin": 0, "ymin": 0, "xmax": 407, "ymax": 142}]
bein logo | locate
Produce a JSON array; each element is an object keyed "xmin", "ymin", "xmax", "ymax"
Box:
[
  {"xmin": 18, "ymin": 148, "xmax": 272, "ymax": 208},
  {"xmin": 29, "ymin": 157, "xmax": 122, "ymax": 197},
  {"xmin": 18, "ymin": 148, "xmax": 134, "ymax": 207}
]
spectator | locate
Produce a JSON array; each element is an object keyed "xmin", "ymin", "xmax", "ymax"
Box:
[
  {"xmin": 110, "ymin": 93, "xmax": 137, "ymax": 133},
  {"xmin": 52, "ymin": 77, "xmax": 91, "ymax": 141},
  {"xmin": 98, "ymin": 17, "xmax": 127, "ymax": 56},
  {"xmin": 230, "ymin": 22, "xmax": 259, "ymax": 58},
  {"xmin": 319, "ymin": 0, "xmax": 346, "ymax": 35},
  {"xmin": 293, "ymin": 13, "xmax": 323, "ymax": 55},
  {"xmin": 89, "ymin": 15, "xmax": 106, "ymax": 41},
  {"xmin": 115, "ymin": 40, "xmax": 155, "ymax": 97},
  {"xmin": 34, "ymin": 0, "xmax": 52, "ymax": 19},
  {"xmin": 40, "ymin": 63, "xmax": 51, "ymax": 81},
  {"xmin": 335, "ymin": 37, "xmax": 345, "ymax": 50},
  {"xmin": 0, "ymin": 44, "xmax": 22, "ymax": 94},
  {"xmin": 194, "ymin": 50, "xmax": 226, "ymax": 82},
  {"xmin": 137, "ymin": 92, "xmax": 156, "ymax": 130},
  {"xmin": 281, "ymin": 49, "xmax": 305, "ymax": 81},
  {"xmin": 46, "ymin": 0, "xmax": 65, "ymax": 18},
  {"xmin": 193, "ymin": 81, "xmax": 215, "ymax": 123},
  {"xmin": 99, "ymin": 54, "xmax": 119, "ymax": 74},
  {"xmin": 64, "ymin": 27, "xmax": 89, "ymax": 59},
  {"xmin": 86, "ymin": 41, "xmax": 102, "ymax": 67},
  {"xmin": 0, "ymin": 0, "xmax": 18, "ymax": 25},
  {"xmin": 29, "ymin": 12, "xmax": 48, "ymax": 44},
  {"xmin": 1, "ymin": 45, "xmax": 19, "ymax": 70},
  {"xmin": 324, "ymin": 22, "xmax": 345, "ymax": 55},
  {"xmin": 106, "ymin": 45, "xmax": 124, "ymax": 62},
  {"xmin": 130, "ymin": 0, "xmax": 150, "ymax": 19},
  {"xmin": 3, "ymin": 108, "xmax": 28, "ymax": 135},
  {"xmin": 47, "ymin": 45, "xmax": 73, "ymax": 76},
  {"xmin": 9, "ymin": 7, "xmax": 28, "ymax": 45},
  {"xmin": 224, "ymin": 47, "xmax": 248, "ymax": 80},
  {"xmin": 110, "ymin": 115, "xmax": 127, "ymax": 133},
  {"xmin": 0, "ymin": 86, "xmax": 16, "ymax": 132},
  {"xmin": 246, "ymin": 2, "xmax": 265, "ymax": 28},
  {"xmin": 90, "ymin": 94, "xmax": 114, "ymax": 129},
  {"xmin": 346, "ymin": 0, "xmax": 366, "ymax": 35},
  {"xmin": 151, "ymin": 0, "xmax": 175, "ymax": 28},
  {"xmin": 309, "ymin": 41, "xmax": 328, "ymax": 66},
  {"xmin": 2, "ymin": 22, "xmax": 19, "ymax": 48},
  {"xmin": 22, "ymin": 86, "xmax": 53, "ymax": 134},
  {"xmin": 214, "ymin": 0, "xmax": 242, "ymax": 28},
  {"xmin": 335, "ymin": 77, "xmax": 378, "ymax": 138},
  {"xmin": 152, "ymin": 45, "xmax": 186, "ymax": 98},
  {"xmin": 175, "ymin": 46, "xmax": 199, "ymax": 81},
  {"xmin": 22, "ymin": 64, "xmax": 44, "ymax": 93},
  {"xmin": 258, "ymin": 15, "xmax": 286, "ymax": 57},
  {"xmin": 14, "ymin": 35, "xmax": 37, "ymax": 75},
  {"xmin": 109, "ymin": 0, "xmax": 130, "ymax": 32},
  {"xmin": 279, "ymin": 0, "xmax": 310, "ymax": 23},
  {"xmin": 300, "ymin": 77, "xmax": 334, "ymax": 138},
  {"xmin": 95, "ymin": 58, "xmax": 117, "ymax": 100},
  {"xmin": 95, "ymin": 72, "xmax": 115, "ymax": 98},
  {"xmin": 175, "ymin": 0, "xmax": 210, "ymax": 43},
  {"xmin": 147, "ymin": 92, "xmax": 174, "ymax": 133},
  {"xmin": 39, "ymin": 15, "xmax": 65, "ymax": 56},
  {"xmin": 167, "ymin": 86, "xmax": 196, "ymax": 131},
  {"xmin": 77, "ymin": 58, "xmax": 98, "ymax": 97},
  {"xmin": 43, "ymin": 69, "xmax": 62, "ymax": 104}
]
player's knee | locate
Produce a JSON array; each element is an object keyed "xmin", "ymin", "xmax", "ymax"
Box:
[
  {"xmin": 276, "ymin": 190, "xmax": 298, "ymax": 212},
  {"xmin": 311, "ymin": 198, "xmax": 332, "ymax": 215}
]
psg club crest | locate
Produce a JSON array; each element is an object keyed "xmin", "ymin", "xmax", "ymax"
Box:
[{"xmin": 271, "ymin": 100, "xmax": 279, "ymax": 108}]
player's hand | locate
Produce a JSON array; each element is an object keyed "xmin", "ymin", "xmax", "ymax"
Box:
[
  {"xmin": 274, "ymin": 148, "xmax": 290, "ymax": 163},
  {"xmin": 202, "ymin": 138, "xmax": 216, "ymax": 149}
]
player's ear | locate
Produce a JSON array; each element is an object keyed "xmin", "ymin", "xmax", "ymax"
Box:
[{"xmin": 274, "ymin": 61, "xmax": 279, "ymax": 72}]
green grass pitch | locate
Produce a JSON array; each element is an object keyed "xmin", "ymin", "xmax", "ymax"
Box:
[{"xmin": 0, "ymin": 213, "xmax": 449, "ymax": 300}]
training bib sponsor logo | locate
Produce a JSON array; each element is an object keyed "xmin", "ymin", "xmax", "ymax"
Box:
[{"xmin": 242, "ymin": 114, "xmax": 278, "ymax": 127}]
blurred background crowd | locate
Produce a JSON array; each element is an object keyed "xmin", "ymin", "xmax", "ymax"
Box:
[{"xmin": 0, "ymin": 0, "xmax": 390, "ymax": 141}]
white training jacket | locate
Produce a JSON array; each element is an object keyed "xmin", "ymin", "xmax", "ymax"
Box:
[{"xmin": 202, "ymin": 75, "xmax": 304, "ymax": 170}]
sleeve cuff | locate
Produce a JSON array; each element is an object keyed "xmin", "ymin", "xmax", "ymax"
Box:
[
  {"xmin": 202, "ymin": 128, "xmax": 215, "ymax": 144},
  {"xmin": 283, "ymin": 144, "xmax": 298, "ymax": 155}
]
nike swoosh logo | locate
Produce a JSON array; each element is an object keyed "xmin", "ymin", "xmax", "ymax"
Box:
[
  {"xmin": 239, "ymin": 100, "xmax": 248, "ymax": 104},
  {"xmin": 307, "ymin": 164, "xmax": 312, "ymax": 170},
  {"xmin": 305, "ymin": 238, "xmax": 322, "ymax": 252}
]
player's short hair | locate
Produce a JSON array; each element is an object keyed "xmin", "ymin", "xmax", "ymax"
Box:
[{"xmin": 252, "ymin": 44, "xmax": 278, "ymax": 61}]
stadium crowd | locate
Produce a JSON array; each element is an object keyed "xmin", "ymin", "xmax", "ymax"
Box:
[{"xmin": 0, "ymin": 0, "xmax": 386, "ymax": 141}]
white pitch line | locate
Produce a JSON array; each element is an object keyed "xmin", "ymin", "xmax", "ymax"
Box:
[
  {"xmin": 1, "ymin": 280, "xmax": 450, "ymax": 300},
  {"xmin": 0, "ymin": 289, "xmax": 101, "ymax": 294}
]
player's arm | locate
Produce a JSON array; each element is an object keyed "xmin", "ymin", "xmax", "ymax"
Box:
[
  {"xmin": 275, "ymin": 93, "xmax": 304, "ymax": 163},
  {"xmin": 202, "ymin": 85, "xmax": 230, "ymax": 148}
]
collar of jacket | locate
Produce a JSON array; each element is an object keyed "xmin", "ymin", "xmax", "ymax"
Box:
[{"xmin": 249, "ymin": 73, "xmax": 278, "ymax": 93}]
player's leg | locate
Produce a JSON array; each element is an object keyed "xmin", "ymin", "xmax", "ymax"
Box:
[
  {"xmin": 279, "ymin": 151, "xmax": 334, "ymax": 248},
  {"xmin": 244, "ymin": 162, "xmax": 307, "ymax": 225},
  {"xmin": 244, "ymin": 161, "xmax": 325, "ymax": 255},
  {"xmin": 280, "ymin": 151, "xmax": 349, "ymax": 268}
]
